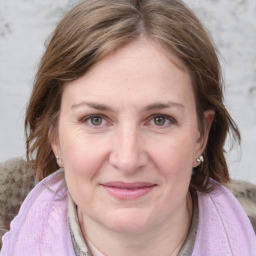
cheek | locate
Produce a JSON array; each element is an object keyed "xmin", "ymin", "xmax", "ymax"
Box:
[
  {"xmin": 62, "ymin": 140, "xmax": 104, "ymax": 178},
  {"xmin": 57, "ymin": 128, "xmax": 104, "ymax": 192},
  {"xmin": 62, "ymin": 140, "xmax": 104, "ymax": 208},
  {"xmin": 58, "ymin": 123, "xmax": 104, "ymax": 168},
  {"xmin": 152, "ymin": 136, "xmax": 195, "ymax": 175}
]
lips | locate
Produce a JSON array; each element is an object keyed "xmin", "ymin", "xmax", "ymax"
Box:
[{"xmin": 100, "ymin": 182, "xmax": 156, "ymax": 200}]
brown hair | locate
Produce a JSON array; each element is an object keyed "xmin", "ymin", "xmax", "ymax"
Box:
[{"xmin": 25, "ymin": 0, "xmax": 240, "ymax": 191}]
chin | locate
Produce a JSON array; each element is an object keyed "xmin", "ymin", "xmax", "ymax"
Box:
[{"xmin": 102, "ymin": 208, "xmax": 154, "ymax": 234}]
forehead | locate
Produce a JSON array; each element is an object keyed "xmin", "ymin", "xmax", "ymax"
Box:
[{"xmin": 61, "ymin": 38, "xmax": 195, "ymax": 110}]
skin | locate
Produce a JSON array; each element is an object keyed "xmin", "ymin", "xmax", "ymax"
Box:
[{"xmin": 52, "ymin": 38, "xmax": 214, "ymax": 256}]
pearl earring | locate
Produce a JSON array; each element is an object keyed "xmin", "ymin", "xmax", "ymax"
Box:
[
  {"xmin": 56, "ymin": 155, "xmax": 62, "ymax": 163},
  {"xmin": 196, "ymin": 155, "xmax": 204, "ymax": 164}
]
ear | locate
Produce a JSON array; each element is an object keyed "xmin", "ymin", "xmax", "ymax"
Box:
[
  {"xmin": 193, "ymin": 110, "xmax": 215, "ymax": 167},
  {"xmin": 48, "ymin": 126, "xmax": 64, "ymax": 168}
]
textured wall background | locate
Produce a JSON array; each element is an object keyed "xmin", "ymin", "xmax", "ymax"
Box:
[{"xmin": 0, "ymin": 0, "xmax": 255, "ymax": 183}]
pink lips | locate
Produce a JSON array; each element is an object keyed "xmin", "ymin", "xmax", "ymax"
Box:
[{"xmin": 101, "ymin": 182, "xmax": 156, "ymax": 200}]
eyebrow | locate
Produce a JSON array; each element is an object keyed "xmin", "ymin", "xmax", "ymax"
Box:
[
  {"xmin": 71, "ymin": 101, "xmax": 184, "ymax": 112},
  {"xmin": 143, "ymin": 102, "xmax": 184, "ymax": 111},
  {"xmin": 71, "ymin": 101, "xmax": 115, "ymax": 112}
]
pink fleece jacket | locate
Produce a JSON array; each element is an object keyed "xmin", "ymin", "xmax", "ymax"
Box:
[{"xmin": 1, "ymin": 169, "xmax": 255, "ymax": 255}]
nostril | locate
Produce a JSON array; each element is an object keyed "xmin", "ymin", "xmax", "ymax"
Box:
[
  {"xmin": 109, "ymin": 149, "xmax": 147, "ymax": 173},
  {"xmin": 109, "ymin": 128, "xmax": 147, "ymax": 173}
]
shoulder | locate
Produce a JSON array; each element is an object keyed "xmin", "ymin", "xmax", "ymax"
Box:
[
  {"xmin": 192, "ymin": 182, "xmax": 256, "ymax": 255},
  {"xmin": 0, "ymin": 157, "xmax": 36, "ymax": 242},
  {"xmin": 226, "ymin": 179, "xmax": 256, "ymax": 233},
  {"xmin": 1, "ymin": 170, "xmax": 74, "ymax": 256}
]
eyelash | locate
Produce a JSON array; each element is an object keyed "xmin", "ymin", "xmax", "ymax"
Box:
[{"xmin": 79, "ymin": 113, "xmax": 177, "ymax": 128}]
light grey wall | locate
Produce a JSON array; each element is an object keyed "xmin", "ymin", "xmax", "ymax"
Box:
[{"xmin": 0, "ymin": 0, "xmax": 255, "ymax": 183}]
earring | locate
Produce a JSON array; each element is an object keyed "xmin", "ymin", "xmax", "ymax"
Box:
[
  {"xmin": 56, "ymin": 155, "xmax": 62, "ymax": 163},
  {"xmin": 196, "ymin": 155, "xmax": 204, "ymax": 164}
]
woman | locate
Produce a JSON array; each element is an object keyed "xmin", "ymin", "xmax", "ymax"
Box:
[{"xmin": 1, "ymin": 0, "xmax": 255, "ymax": 255}]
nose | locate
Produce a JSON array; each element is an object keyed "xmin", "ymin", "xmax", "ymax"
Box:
[{"xmin": 109, "ymin": 126, "xmax": 147, "ymax": 174}]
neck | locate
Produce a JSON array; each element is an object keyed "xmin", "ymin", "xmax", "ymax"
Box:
[{"xmin": 78, "ymin": 193, "xmax": 193, "ymax": 256}]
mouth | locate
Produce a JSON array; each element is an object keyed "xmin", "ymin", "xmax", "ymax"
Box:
[{"xmin": 100, "ymin": 182, "xmax": 157, "ymax": 200}]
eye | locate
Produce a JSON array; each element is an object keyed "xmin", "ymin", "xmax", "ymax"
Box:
[
  {"xmin": 148, "ymin": 114, "xmax": 176, "ymax": 127},
  {"xmin": 90, "ymin": 116, "xmax": 103, "ymax": 126},
  {"xmin": 80, "ymin": 114, "xmax": 107, "ymax": 127},
  {"xmin": 153, "ymin": 116, "xmax": 167, "ymax": 126}
]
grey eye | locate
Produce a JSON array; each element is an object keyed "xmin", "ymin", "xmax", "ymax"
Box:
[
  {"xmin": 90, "ymin": 116, "xmax": 103, "ymax": 126},
  {"xmin": 153, "ymin": 116, "xmax": 166, "ymax": 126}
]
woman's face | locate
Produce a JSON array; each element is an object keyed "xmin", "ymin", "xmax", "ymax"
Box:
[{"xmin": 52, "ymin": 39, "xmax": 212, "ymax": 235}]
